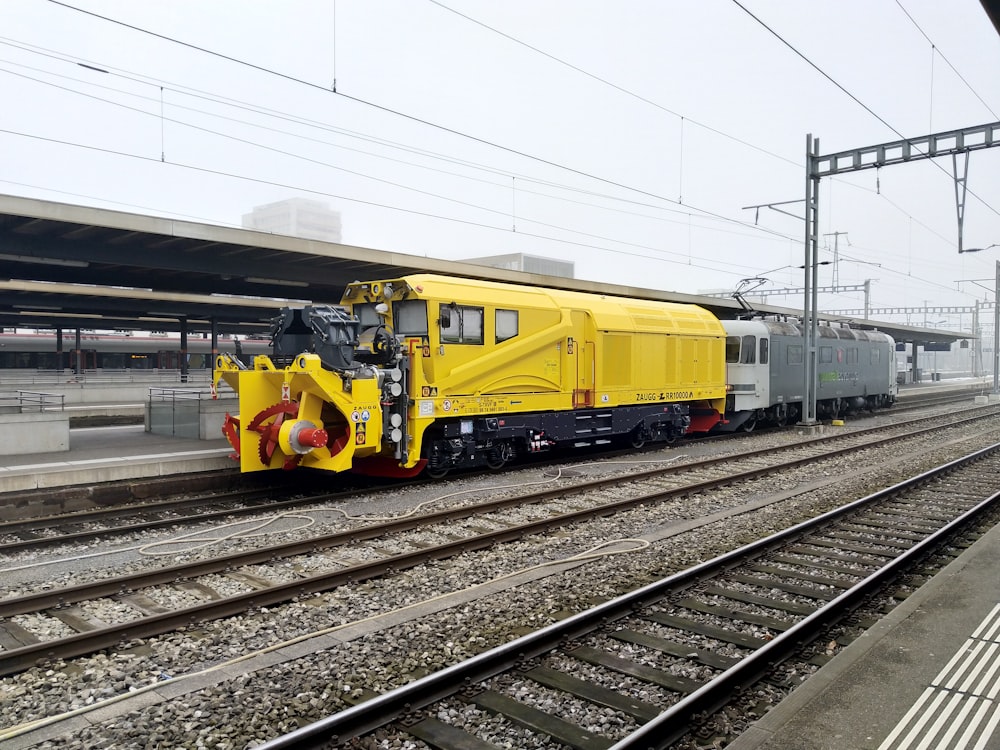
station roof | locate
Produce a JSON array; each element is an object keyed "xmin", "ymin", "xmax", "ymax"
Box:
[{"xmin": 0, "ymin": 193, "xmax": 971, "ymax": 345}]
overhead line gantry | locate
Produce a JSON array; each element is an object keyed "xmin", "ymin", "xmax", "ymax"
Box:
[{"xmin": 801, "ymin": 121, "xmax": 1000, "ymax": 424}]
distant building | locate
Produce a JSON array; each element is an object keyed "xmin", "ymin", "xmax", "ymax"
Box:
[
  {"xmin": 242, "ymin": 198, "xmax": 342, "ymax": 243},
  {"xmin": 462, "ymin": 253, "xmax": 574, "ymax": 279}
]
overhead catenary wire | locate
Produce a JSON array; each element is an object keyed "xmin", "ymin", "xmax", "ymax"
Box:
[
  {"xmin": 44, "ymin": 0, "xmax": 726, "ymax": 212},
  {"xmin": 2, "ymin": 31, "xmax": 982, "ymax": 269},
  {"xmin": 0, "ymin": 36, "xmax": 811, "ymax": 281},
  {"xmin": 0, "ymin": 50, "xmax": 794, "ymax": 239},
  {"xmin": 0, "ymin": 70, "xmax": 966, "ymax": 302},
  {"xmin": 426, "ymin": 0, "xmax": 801, "ymax": 169},
  {"xmin": 894, "ymin": 0, "xmax": 1000, "ymax": 122},
  {"xmin": 6, "ymin": 1, "xmax": 995, "ymax": 306},
  {"xmin": 53, "ymin": 0, "xmax": 996, "ymax": 248},
  {"xmin": 731, "ymin": 0, "xmax": 1000, "ymax": 221},
  {"xmin": 0, "ymin": 55, "xmax": 816, "ymax": 282},
  {"xmin": 425, "ymin": 1, "xmax": 1000, "ymax": 234},
  {"xmin": 0, "ymin": 124, "xmax": 799, "ymax": 281}
]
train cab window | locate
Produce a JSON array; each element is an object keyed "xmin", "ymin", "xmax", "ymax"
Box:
[
  {"xmin": 496, "ymin": 309, "xmax": 518, "ymax": 343},
  {"xmin": 392, "ymin": 300, "xmax": 428, "ymax": 335},
  {"xmin": 439, "ymin": 304, "xmax": 484, "ymax": 345},
  {"xmin": 725, "ymin": 336, "xmax": 741, "ymax": 363},
  {"xmin": 819, "ymin": 346, "xmax": 833, "ymax": 364},
  {"xmin": 727, "ymin": 335, "xmax": 759, "ymax": 364},
  {"xmin": 787, "ymin": 344, "xmax": 803, "ymax": 365},
  {"xmin": 759, "ymin": 338, "xmax": 769, "ymax": 364},
  {"xmin": 354, "ymin": 303, "xmax": 382, "ymax": 329}
]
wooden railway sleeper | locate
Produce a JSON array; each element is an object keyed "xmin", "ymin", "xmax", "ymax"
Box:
[
  {"xmin": 470, "ymin": 689, "xmax": 614, "ymax": 750},
  {"xmin": 405, "ymin": 716, "xmax": 498, "ymax": 750}
]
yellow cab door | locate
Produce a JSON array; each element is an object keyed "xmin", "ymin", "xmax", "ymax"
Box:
[{"xmin": 570, "ymin": 310, "xmax": 595, "ymax": 407}]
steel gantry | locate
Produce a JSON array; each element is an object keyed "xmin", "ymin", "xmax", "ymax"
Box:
[{"xmin": 801, "ymin": 121, "xmax": 1000, "ymax": 424}]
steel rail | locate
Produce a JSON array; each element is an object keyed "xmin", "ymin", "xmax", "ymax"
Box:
[
  {"xmin": 0, "ymin": 481, "xmax": 413, "ymax": 554},
  {"xmin": 254, "ymin": 443, "xmax": 1000, "ymax": 749},
  {"xmin": 608, "ymin": 477, "xmax": 1000, "ymax": 748},
  {"xmin": 2, "ymin": 406, "xmax": 990, "ymax": 621},
  {"xmin": 0, "ymin": 411, "xmax": 995, "ymax": 677},
  {"xmin": 0, "ymin": 398, "xmax": 988, "ymax": 552},
  {"xmin": 0, "ymin": 486, "xmax": 281, "ymax": 535}
]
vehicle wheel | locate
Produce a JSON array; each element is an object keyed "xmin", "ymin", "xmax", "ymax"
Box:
[
  {"xmin": 425, "ymin": 465, "xmax": 450, "ymax": 479},
  {"xmin": 485, "ymin": 442, "xmax": 512, "ymax": 470},
  {"xmin": 629, "ymin": 428, "xmax": 647, "ymax": 449},
  {"xmin": 741, "ymin": 415, "xmax": 757, "ymax": 433}
]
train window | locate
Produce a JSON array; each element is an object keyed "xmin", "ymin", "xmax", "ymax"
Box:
[
  {"xmin": 355, "ymin": 303, "xmax": 381, "ymax": 329},
  {"xmin": 464, "ymin": 307, "xmax": 484, "ymax": 343},
  {"xmin": 740, "ymin": 335, "xmax": 756, "ymax": 364},
  {"xmin": 439, "ymin": 304, "xmax": 484, "ymax": 345},
  {"xmin": 725, "ymin": 336, "xmax": 741, "ymax": 363},
  {"xmin": 871, "ymin": 349, "xmax": 881, "ymax": 364},
  {"xmin": 496, "ymin": 309, "xmax": 518, "ymax": 343},
  {"xmin": 847, "ymin": 348, "xmax": 859, "ymax": 364},
  {"xmin": 759, "ymin": 338, "xmax": 768, "ymax": 364},
  {"xmin": 787, "ymin": 344, "xmax": 803, "ymax": 365},
  {"xmin": 440, "ymin": 305, "xmax": 460, "ymax": 342},
  {"xmin": 393, "ymin": 300, "xmax": 428, "ymax": 335},
  {"xmin": 819, "ymin": 346, "xmax": 833, "ymax": 363}
]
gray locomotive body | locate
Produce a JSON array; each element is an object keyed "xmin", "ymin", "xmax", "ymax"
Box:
[{"xmin": 719, "ymin": 318, "xmax": 897, "ymax": 431}]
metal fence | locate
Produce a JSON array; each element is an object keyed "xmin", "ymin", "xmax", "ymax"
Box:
[
  {"xmin": 0, "ymin": 369, "xmax": 213, "ymax": 386},
  {"xmin": 147, "ymin": 387, "xmax": 214, "ymax": 438},
  {"xmin": 0, "ymin": 390, "xmax": 65, "ymax": 412}
]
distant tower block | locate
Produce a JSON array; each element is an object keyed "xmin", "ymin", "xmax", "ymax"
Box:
[
  {"xmin": 462, "ymin": 253, "xmax": 574, "ymax": 279},
  {"xmin": 243, "ymin": 198, "xmax": 342, "ymax": 243}
]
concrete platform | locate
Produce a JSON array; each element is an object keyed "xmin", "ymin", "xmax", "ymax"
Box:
[
  {"xmin": 729, "ymin": 517, "xmax": 1000, "ymax": 750},
  {"xmin": 0, "ymin": 423, "xmax": 235, "ymax": 495}
]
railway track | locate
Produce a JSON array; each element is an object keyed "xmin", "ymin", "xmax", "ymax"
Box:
[
  {"xmin": 1, "ymin": 406, "xmax": 996, "ymax": 678},
  {"xmin": 892, "ymin": 388, "xmax": 989, "ymax": 413},
  {"xmin": 0, "ymin": 398, "xmax": 992, "ymax": 556},
  {"xmin": 256, "ymin": 443, "xmax": 1000, "ymax": 750},
  {"xmin": 0, "ymin": 482, "xmax": 392, "ymax": 554}
]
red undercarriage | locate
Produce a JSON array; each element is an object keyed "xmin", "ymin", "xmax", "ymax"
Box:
[{"xmin": 687, "ymin": 408, "xmax": 724, "ymax": 434}]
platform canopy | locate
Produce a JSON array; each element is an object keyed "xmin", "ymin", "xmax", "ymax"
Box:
[{"xmin": 0, "ymin": 194, "xmax": 972, "ymax": 345}]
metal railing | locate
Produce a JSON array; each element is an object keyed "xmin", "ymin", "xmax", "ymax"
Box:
[
  {"xmin": 147, "ymin": 387, "xmax": 224, "ymax": 438},
  {"xmin": 148, "ymin": 387, "xmax": 215, "ymax": 402},
  {"xmin": 0, "ymin": 390, "xmax": 65, "ymax": 412},
  {"xmin": 0, "ymin": 369, "xmax": 213, "ymax": 386}
]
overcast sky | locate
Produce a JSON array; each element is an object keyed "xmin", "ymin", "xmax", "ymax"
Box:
[{"xmin": 3, "ymin": 0, "xmax": 1000, "ymax": 330}]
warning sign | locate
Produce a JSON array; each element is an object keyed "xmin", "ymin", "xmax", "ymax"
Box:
[
  {"xmin": 355, "ymin": 422, "xmax": 367, "ymax": 445},
  {"xmin": 421, "ymin": 386, "xmax": 438, "ymax": 397}
]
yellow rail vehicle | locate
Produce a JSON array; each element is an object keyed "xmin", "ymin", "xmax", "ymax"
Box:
[{"xmin": 215, "ymin": 275, "xmax": 728, "ymax": 477}]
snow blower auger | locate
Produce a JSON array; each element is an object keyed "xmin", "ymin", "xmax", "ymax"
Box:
[
  {"xmin": 215, "ymin": 352, "xmax": 384, "ymax": 474},
  {"xmin": 245, "ymin": 401, "xmax": 328, "ymax": 470}
]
